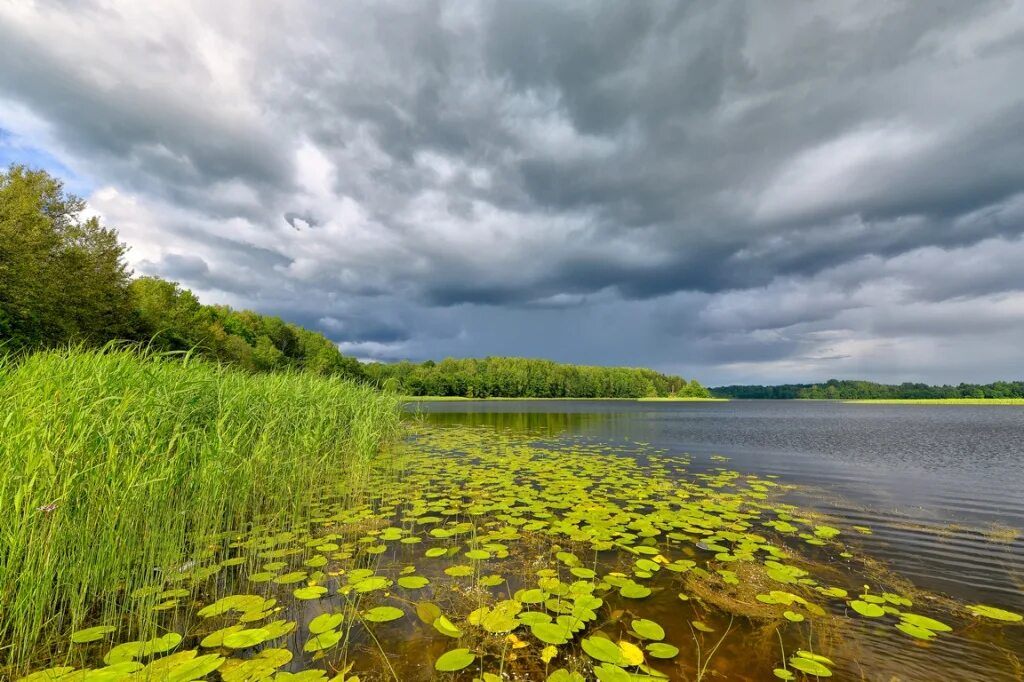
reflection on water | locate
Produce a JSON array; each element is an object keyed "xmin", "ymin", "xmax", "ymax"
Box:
[
  {"xmin": 411, "ymin": 400, "xmax": 1024, "ymax": 680},
  {"xmin": 409, "ymin": 407, "xmax": 613, "ymax": 435}
]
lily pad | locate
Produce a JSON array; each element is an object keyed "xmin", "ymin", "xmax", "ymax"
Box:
[
  {"xmin": 631, "ymin": 619, "xmax": 665, "ymax": 641},
  {"xmin": 70, "ymin": 625, "xmax": 117, "ymax": 644},
  {"xmin": 900, "ymin": 613, "xmax": 951, "ymax": 632},
  {"xmin": 262, "ymin": 620, "xmax": 296, "ymax": 639},
  {"xmin": 363, "ymin": 606, "xmax": 405, "ymax": 623},
  {"xmin": 789, "ymin": 656, "xmax": 832, "ymax": 677},
  {"xmin": 645, "ymin": 642, "xmax": 679, "ymax": 659},
  {"xmin": 308, "ymin": 612, "xmax": 343, "ymax": 634},
  {"xmin": 303, "ymin": 629, "xmax": 343, "ymax": 652},
  {"xmin": 518, "ymin": 612, "xmax": 553, "ymax": 626},
  {"xmin": 593, "ymin": 663, "xmax": 631, "ymax": 682},
  {"xmin": 164, "ymin": 653, "xmax": 225, "ymax": 682},
  {"xmin": 519, "ymin": 588, "xmax": 548, "ymax": 604},
  {"xmin": 482, "ymin": 609, "xmax": 520, "ymax": 634},
  {"xmin": 416, "ymin": 602, "xmax": 442, "ymax": 624},
  {"xmin": 352, "ymin": 576, "xmax": 392, "ymax": 593},
  {"xmin": 531, "ymin": 622, "xmax": 571, "ymax": 645},
  {"xmin": 850, "ymin": 600, "xmax": 885, "ymax": 617},
  {"xmin": 967, "ymin": 604, "xmax": 1022, "ymax": 622},
  {"xmin": 619, "ymin": 583, "xmax": 651, "ymax": 599},
  {"xmin": 617, "ymin": 640, "xmax": 644, "ymax": 666},
  {"xmin": 581, "ymin": 636, "xmax": 625, "ymax": 664},
  {"xmin": 293, "ymin": 585, "xmax": 328, "ymax": 600},
  {"xmin": 895, "ymin": 622, "xmax": 937, "ymax": 640},
  {"xmin": 200, "ymin": 625, "xmax": 243, "ymax": 648},
  {"xmin": 273, "ymin": 571, "xmax": 308, "ymax": 585},
  {"xmin": 434, "ymin": 648, "xmax": 476, "ymax": 672},
  {"xmin": 433, "ymin": 615, "xmax": 464, "ymax": 638},
  {"xmin": 222, "ymin": 628, "xmax": 271, "ymax": 649}
]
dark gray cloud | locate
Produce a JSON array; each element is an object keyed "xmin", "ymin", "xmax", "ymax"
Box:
[
  {"xmin": 1, "ymin": 0, "xmax": 1023, "ymax": 383},
  {"xmin": 143, "ymin": 253, "xmax": 210, "ymax": 281}
]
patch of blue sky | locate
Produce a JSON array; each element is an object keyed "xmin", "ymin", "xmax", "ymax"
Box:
[{"xmin": 0, "ymin": 127, "xmax": 94, "ymax": 196}]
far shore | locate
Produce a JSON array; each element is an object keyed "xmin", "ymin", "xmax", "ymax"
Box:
[
  {"xmin": 845, "ymin": 398, "xmax": 1024, "ymax": 405},
  {"xmin": 401, "ymin": 396, "xmax": 1023, "ymax": 405},
  {"xmin": 400, "ymin": 395, "xmax": 728, "ymax": 402}
]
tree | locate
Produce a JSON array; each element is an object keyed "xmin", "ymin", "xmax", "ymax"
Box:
[
  {"xmin": 130, "ymin": 276, "xmax": 210, "ymax": 350},
  {"xmin": 366, "ymin": 356, "xmax": 697, "ymax": 399},
  {"xmin": 252, "ymin": 334, "xmax": 285, "ymax": 371},
  {"xmin": 1, "ymin": 165, "xmax": 134, "ymax": 347}
]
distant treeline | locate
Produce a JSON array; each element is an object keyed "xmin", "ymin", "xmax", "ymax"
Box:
[
  {"xmin": 364, "ymin": 357, "xmax": 709, "ymax": 399},
  {"xmin": 712, "ymin": 379, "xmax": 1024, "ymax": 400},
  {"xmin": 1, "ymin": 164, "xmax": 707, "ymax": 397}
]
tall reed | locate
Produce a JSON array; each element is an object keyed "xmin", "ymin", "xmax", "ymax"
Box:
[{"xmin": 0, "ymin": 346, "xmax": 401, "ymax": 668}]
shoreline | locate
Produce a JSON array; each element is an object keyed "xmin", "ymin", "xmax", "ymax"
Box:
[
  {"xmin": 399, "ymin": 396, "xmax": 1024, "ymax": 405},
  {"xmin": 400, "ymin": 395, "xmax": 729, "ymax": 402},
  {"xmin": 845, "ymin": 398, "xmax": 1024, "ymax": 405}
]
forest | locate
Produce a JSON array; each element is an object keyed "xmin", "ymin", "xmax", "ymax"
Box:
[
  {"xmin": 364, "ymin": 357, "xmax": 709, "ymax": 399},
  {"xmin": 1, "ymin": 164, "xmax": 706, "ymax": 398},
  {"xmin": 712, "ymin": 378, "xmax": 1024, "ymax": 400}
]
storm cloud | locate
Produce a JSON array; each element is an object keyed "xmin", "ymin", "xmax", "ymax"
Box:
[{"xmin": 2, "ymin": 0, "xmax": 1023, "ymax": 383}]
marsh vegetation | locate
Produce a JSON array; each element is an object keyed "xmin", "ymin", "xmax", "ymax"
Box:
[{"xmin": 0, "ymin": 347, "xmax": 400, "ymax": 674}]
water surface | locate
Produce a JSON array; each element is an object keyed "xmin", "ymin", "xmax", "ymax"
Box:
[{"xmin": 412, "ymin": 399, "xmax": 1024, "ymax": 680}]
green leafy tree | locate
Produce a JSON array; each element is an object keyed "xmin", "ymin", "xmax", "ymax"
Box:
[
  {"xmin": 367, "ymin": 356, "xmax": 698, "ymax": 399},
  {"xmin": 130, "ymin": 276, "xmax": 210, "ymax": 350},
  {"xmin": 1, "ymin": 165, "xmax": 134, "ymax": 347}
]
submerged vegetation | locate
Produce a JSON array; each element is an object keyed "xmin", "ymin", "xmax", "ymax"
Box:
[
  {"xmin": 0, "ymin": 346, "xmax": 401, "ymax": 670},
  {"xmin": 8, "ymin": 424, "xmax": 1021, "ymax": 681}
]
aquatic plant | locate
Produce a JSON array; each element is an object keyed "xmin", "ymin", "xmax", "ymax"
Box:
[
  {"xmin": 6, "ymin": 422, "xmax": 1023, "ymax": 680},
  {"xmin": 0, "ymin": 347, "xmax": 400, "ymax": 669}
]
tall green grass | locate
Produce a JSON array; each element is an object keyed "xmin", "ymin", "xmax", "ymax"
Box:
[{"xmin": 0, "ymin": 347, "xmax": 400, "ymax": 668}]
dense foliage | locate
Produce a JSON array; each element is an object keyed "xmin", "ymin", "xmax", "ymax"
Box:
[
  {"xmin": 0, "ymin": 166, "xmax": 134, "ymax": 347},
  {"xmin": 712, "ymin": 379, "xmax": 1024, "ymax": 400},
  {"xmin": 130, "ymin": 277, "xmax": 365, "ymax": 379},
  {"xmin": 364, "ymin": 357, "xmax": 709, "ymax": 398}
]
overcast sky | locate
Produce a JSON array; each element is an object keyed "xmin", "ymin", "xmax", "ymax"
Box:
[{"xmin": 2, "ymin": 1, "xmax": 1024, "ymax": 385}]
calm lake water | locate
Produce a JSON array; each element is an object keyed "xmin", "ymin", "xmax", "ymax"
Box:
[{"xmin": 412, "ymin": 399, "xmax": 1024, "ymax": 681}]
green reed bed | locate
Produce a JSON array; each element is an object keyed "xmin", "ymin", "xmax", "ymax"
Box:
[{"xmin": 0, "ymin": 347, "xmax": 401, "ymax": 670}]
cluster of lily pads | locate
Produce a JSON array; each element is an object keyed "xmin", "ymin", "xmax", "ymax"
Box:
[{"xmin": 13, "ymin": 426, "xmax": 1023, "ymax": 681}]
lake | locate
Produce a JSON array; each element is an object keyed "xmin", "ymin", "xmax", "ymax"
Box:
[{"xmin": 413, "ymin": 399, "xmax": 1024, "ymax": 681}]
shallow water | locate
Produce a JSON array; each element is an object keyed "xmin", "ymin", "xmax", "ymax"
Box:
[
  {"xmin": 15, "ymin": 402, "xmax": 1023, "ymax": 682},
  {"xmin": 413, "ymin": 400, "xmax": 1024, "ymax": 680}
]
